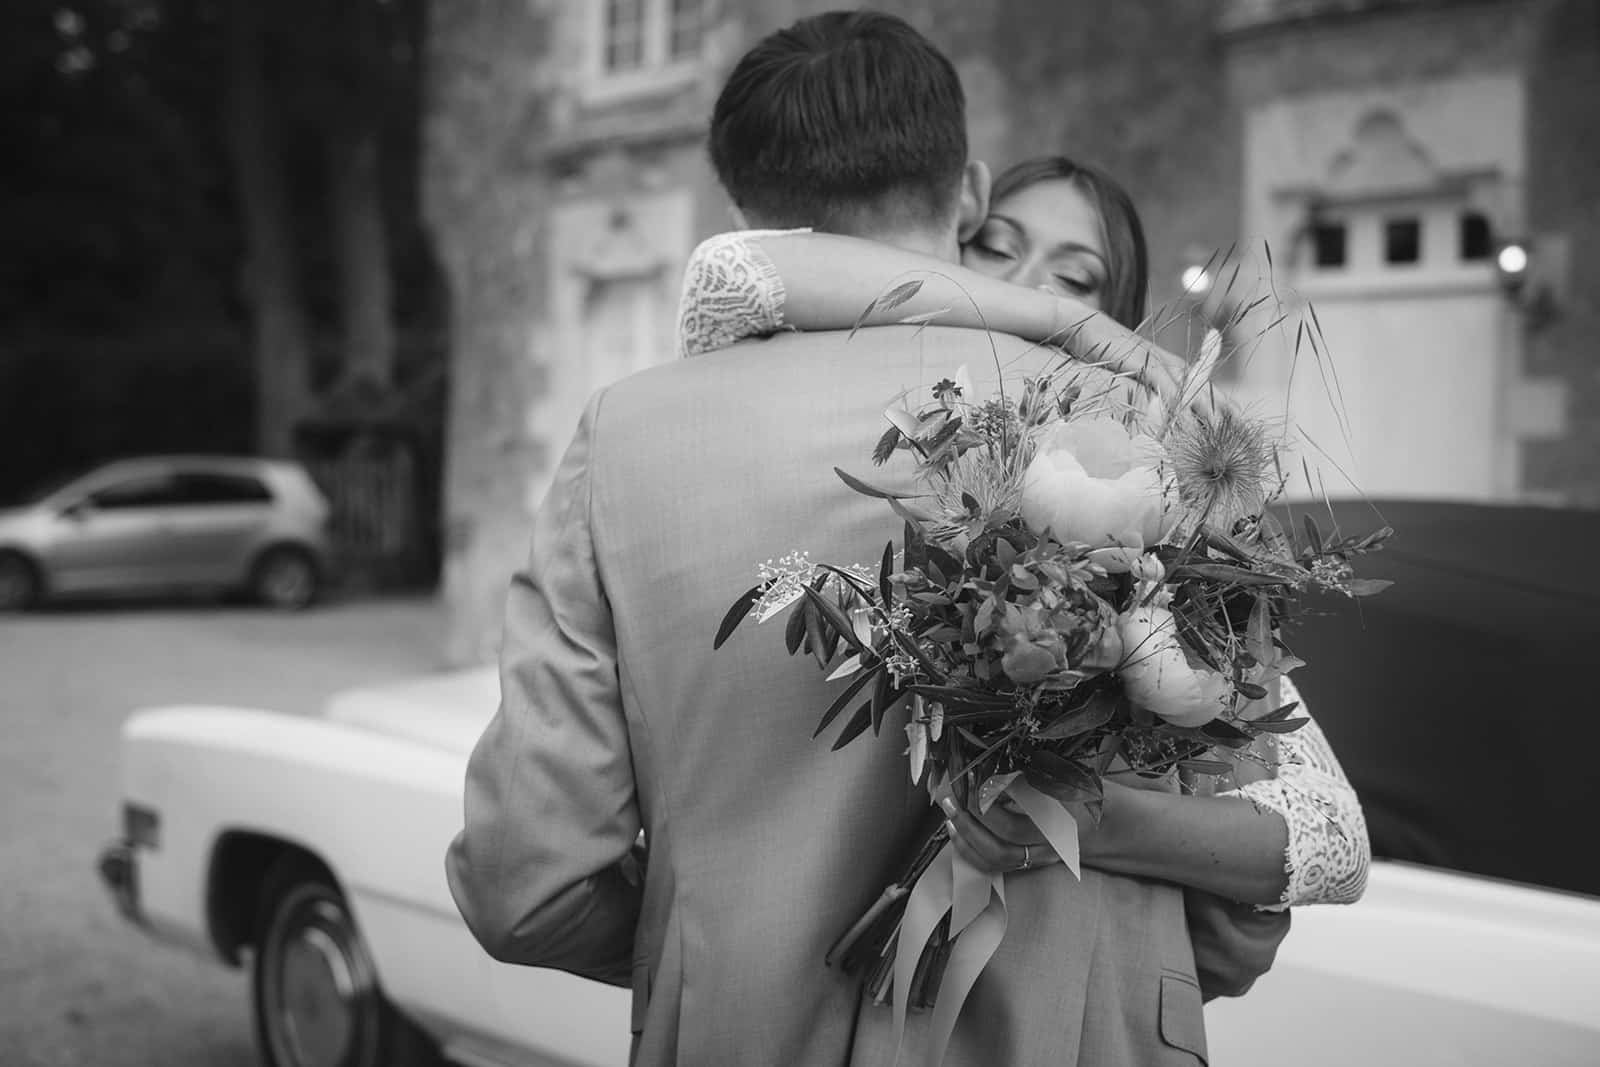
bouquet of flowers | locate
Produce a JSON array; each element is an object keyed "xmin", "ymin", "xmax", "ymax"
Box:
[{"xmin": 714, "ymin": 329, "xmax": 1391, "ymax": 1051}]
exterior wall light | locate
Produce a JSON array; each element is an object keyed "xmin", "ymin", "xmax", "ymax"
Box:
[
  {"xmin": 1496, "ymin": 240, "xmax": 1531, "ymax": 294},
  {"xmin": 1495, "ymin": 237, "xmax": 1563, "ymax": 331}
]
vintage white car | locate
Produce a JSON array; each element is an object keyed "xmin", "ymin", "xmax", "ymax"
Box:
[
  {"xmin": 99, "ymin": 501, "xmax": 1600, "ymax": 1067},
  {"xmin": 99, "ymin": 667, "xmax": 630, "ymax": 1067}
]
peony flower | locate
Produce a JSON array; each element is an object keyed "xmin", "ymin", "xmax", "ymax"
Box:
[
  {"xmin": 1079, "ymin": 610, "xmax": 1125, "ymax": 672},
  {"xmin": 997, "ymin": 595, "xmax": 1120, "ymax": 685},
  {"xmin": 1020, "ymin": 419, "xmax": 1177, "ymax": 571},
  {"xmin": 997, "ymin": 603, "xmax": 1070, "ymax": 685},
  {"xmin": 1116, "ymin": 601, "xmax": 1232, "ymax": 727},
  {"xmin": 1001, "ymin": 633, "xmax": 1061, "ymax": 685}
]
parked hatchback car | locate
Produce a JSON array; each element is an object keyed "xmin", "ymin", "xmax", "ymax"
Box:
[{"xmin": 0, "ymin": 455, "xmax": 333, "ymax": 610}]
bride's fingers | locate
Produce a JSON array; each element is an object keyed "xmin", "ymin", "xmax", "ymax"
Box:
[
  {"xmin": 974, "ymin": 797, "xmax": 1044, "ymax": 843},
  {"xmin": 941, "ymin": 800, "xmax": 1058, "ymax": 874},
  {"xmin": 946, "ymin": 820, "xmax": 1060, "ymax": 873},
  {"xmin": 940, "ymin": 801, "xmax": 1013, "ymax": 871},
  {"xmin": 1049, "ymin": 300, "xmax": 1188, "ymax": 400},
  {"xmin": 946, "ymin": 824, "xmax": 1007, "ymax": 873}
]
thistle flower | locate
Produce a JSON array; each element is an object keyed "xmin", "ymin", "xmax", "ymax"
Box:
[
  {"xmin": 1166, "ymin": 408, "xmax": 1274, "ymax": 528},
  {"xmin": 931, "ymin": 450, "xmax": 1024, "ymax": 522}
]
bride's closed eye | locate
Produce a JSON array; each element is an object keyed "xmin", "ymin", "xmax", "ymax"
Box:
[
  {"xmin": 968, "ymin": 238, "xmax": 1018, "ymax": 262},
  {"xmin": 1049, "ymin": 270, "xmax": 1099, "ymax": 298},
  {"xmin": 968, "ymin": 222, "xmax": 1022, "ymax": 262}
]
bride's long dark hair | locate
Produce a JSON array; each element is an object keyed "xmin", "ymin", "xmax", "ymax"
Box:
[{"xmin": 986, "ymin": 157, "xmax": 1151, "ymax": 331}]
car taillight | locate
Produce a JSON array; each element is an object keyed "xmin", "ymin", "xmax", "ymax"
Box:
[{"xmin": 123, "ymin": 803, "xmax": 161, "ymax": 849}]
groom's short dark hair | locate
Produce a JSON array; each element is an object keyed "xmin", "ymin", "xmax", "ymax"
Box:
[{"xmin": 709, "ymin": 10, "xmax": 967, "ymax": 232}]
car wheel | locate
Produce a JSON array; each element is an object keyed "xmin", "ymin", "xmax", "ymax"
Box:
[
  {"xmin": 0, "ymin": 553, "xmax": 41, "ymax": 612},
  {"xmin": 253, "ymin": 858, "xmax": 441, "ymax": 1067},
  {"xmin": 252, "ymin": 547, "xmax": 319, "ymax": 610}
]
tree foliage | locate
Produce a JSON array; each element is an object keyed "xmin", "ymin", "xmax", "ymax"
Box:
[{"xmin": 1, "ymin": 0, "xmax": 441, "ymax": 469}]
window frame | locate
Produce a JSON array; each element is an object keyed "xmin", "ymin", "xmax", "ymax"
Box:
[
  {"xmin": 1383, "ymin": 216, "xmax": 1423, "ymax": 267},
  {"xmin": 84, "ymin": 473, "xmax": 186, "ymax": 512},
  {"xmin": 1293, "ymin": 198, "xmax": 1499, "ymax": 299},
  {"xmin": 175, "ymin": 470, "xmax": 275, "ymax": 506},
  {"xmin": 583, "ymin": 0, "xmax": 706, "ymax": 104}
]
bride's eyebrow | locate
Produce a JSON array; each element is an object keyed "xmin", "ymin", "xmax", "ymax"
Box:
[
  {"xmin": 979, "ymin": 214, "xmax": 1022, "ymax": 238},
  {"xmin": 1046, "ymin": 242, "xmax": 1108, "ymax": 270},
  {"xmin": 988, "ymin": 212, "xmax": 1107, "ymax": 267}
]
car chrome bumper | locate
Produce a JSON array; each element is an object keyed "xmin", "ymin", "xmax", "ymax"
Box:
[{"xmin": 97, "ymin": 841, "xmax": 143, "ymax": 924}]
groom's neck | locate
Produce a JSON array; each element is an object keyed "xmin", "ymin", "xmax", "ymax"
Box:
[
  {"xmin": 743, "ymin": 204, "xmax": 960, "ymax": 263},
  {"xmin": 843, "ymin": 223, "xmax": 960, "ymax": 263},
  {"xmin": 828, "ymin": 192, "xmax": 962, "ymax": 261}
]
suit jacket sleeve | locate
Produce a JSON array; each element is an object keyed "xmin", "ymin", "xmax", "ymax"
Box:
[
  {"xmin": 445, "ymin": 392, "xmax": 642, "ymax": 987},
  {"xmin": 1184, "ymin": 888, "xmax": 1291, "ymax": 1001}
]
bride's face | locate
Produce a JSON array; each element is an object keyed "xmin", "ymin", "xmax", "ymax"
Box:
[{"xmin": 961, "ymin": 179, "xmax": 1110, "ymax": 310}]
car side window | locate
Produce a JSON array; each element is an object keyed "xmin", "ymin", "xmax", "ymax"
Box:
[
  {"xmin": 177, "ymin": 472, "xmax": 274, "ymax": 506},
  {"xmin": 87, "ymin": 475, "xmax": 185, "ymax": 511}
]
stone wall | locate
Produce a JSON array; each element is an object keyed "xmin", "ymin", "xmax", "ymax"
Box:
[{"xmin": 1523, "ymin": 0, "xmax": 1600, "ymax": 504}]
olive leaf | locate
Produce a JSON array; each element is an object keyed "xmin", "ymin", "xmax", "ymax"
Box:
[
  {"xmin": 802, "ymin": 584, "xmax": 868, "ymax": 654},
  {"xmin": 834, "ymin": 467, "xmax": 919, "ymax": 500},
  {"xmin": 1250, "ymin": 717, "xmax": 1309, "ymax": 734},
  {"xmin": 977, "ymin": 771, "xmax": 1022, "ymax": 814},
  {"xmin": 831, "ymin": 700, "xmax": 876, "ymax": 751},
  {"xmin": 785, "ymin": 599, "xmax": 809, "ymax": 656},
  {"xmin": 1178, "ymin": 758, "xmax": 1235, "ymax": 776},
  {"xmin": 814, "ymin": 663, "xmax": 884, "ymax": 738},
  {"xmin": 713, "ymin": 584, "xmax": 764, "ymax": 650},
  {"xmin": 1345, "ymin": 578, "xmax": 1393, "ymax": 597}
]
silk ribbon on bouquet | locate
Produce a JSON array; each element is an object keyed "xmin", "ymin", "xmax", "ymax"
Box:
[{"xmin": 892, "ymin": 780, "xmax": 1082, "ymax": 1066}]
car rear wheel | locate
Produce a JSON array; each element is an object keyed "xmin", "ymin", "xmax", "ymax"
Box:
[
  {"xmin": 0, "ymin": 553, "xmax": 41, "ymax": 611},
  {"xmin": 253, "ymin": 858, "xmax": 441, "ymax": 1067},
  {"xmin": 252, "ymin": 547, "xmax": 319, "ymax": 610}
]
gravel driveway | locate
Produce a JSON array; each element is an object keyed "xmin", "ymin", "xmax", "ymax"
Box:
[{"xmin": 0, "ymin": 596, "xmax": 449, "ymax": 1067}]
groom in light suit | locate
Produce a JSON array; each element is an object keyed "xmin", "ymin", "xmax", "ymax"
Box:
[{"xmin": 448, "ymin": 10, "xmax": 1287, "ymax": 1066}]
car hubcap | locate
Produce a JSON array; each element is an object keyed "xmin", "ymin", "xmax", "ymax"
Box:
[
  {"xmin": 0, "ymin": 563, "xmax": 31, "ymax": 609},
  {"xmin": 263, "ymin": 558, "xmax": 312, "ymax": 606},
  {"xmin": 275, "ymin": 901, "xmax": 368, "ymax": 1067}
]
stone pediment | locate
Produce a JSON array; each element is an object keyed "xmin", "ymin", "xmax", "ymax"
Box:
[
  {"xmin": 1324, "ymin": 110, "xmax": 1440, "ymax": 199},
  {"xmin": 1219, "ymin": 0, "xmax": 1482, "ymax": 35}
]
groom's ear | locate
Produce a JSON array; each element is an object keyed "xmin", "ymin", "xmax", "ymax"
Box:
[{"xmin": 956, "ymin": 160, "xmax": 992, "ymax": 244}]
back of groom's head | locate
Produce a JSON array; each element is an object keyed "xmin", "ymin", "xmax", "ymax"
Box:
[{"xmin": 709, "ymin": 10, "xmax": 968, "ymax": 237}]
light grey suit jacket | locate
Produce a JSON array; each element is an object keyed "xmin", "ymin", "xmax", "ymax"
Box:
[{"xmin": 447, "ymin": 326, "xmax": 1287, "ymax": 1066}]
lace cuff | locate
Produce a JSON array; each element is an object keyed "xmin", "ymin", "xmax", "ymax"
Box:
[
  {"xmin": 1220, "ymin": 676, "xmax": 1371, "ymax": 911},
  {"xmin": 676, "ymin": 229, "xmax": 811, "ymax": 358}
]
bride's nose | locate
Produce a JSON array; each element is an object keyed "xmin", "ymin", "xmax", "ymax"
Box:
[{"xmin": 1007, "ymin": 255, "xmax": 1048, "ymax": 292}]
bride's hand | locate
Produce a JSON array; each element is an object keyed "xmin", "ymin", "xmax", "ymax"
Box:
[
  {"xmin": 1048, "ymin": 295, "xmax": 1216, "ymax": 416},
  {"xmin": 939, "ymin": 794, "xmax": 1050, "ymax": 874},
  {"xmin": 939, "ymin": 769, "xmax": 1187, "ymax": 876},
  {"xmin": 938, "ymin": 792, "xmax": 1105, "ymax": 876}
]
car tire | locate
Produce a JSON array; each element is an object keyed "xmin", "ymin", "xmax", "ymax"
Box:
[
  {"xmin": 251, "ymin": 547, "xmax": 319, "ymax": 610},
  {"xmin": 0, "ymin": 552, "xmax": 42, "ymax": 612},
  {"xmin": 252, "ymin": 857, "xmax": 442, "ymax": 1067}
]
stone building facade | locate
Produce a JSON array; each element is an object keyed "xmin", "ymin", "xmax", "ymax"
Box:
[{"xmin": 427, "ymin": 0, "xmax": 1600, "ymax": 663}]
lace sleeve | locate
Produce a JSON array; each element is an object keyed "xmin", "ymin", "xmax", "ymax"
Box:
[
  {"xmin": 1222, "ymin": 675, "xmax": 1371, "ymax": 911},
  {"xmin": 676, "ymin": 228, "xmax": 811, "ymax": 358}
]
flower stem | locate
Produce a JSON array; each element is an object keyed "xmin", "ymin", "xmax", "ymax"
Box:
[{"xmin": 829, "ymin": 816, "xmax": 956, "ymax": 1001}]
